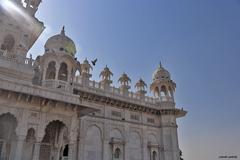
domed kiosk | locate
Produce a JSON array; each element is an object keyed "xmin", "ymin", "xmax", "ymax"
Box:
[
  {"xmin": 33, "ymin": 27, "xmax": 79, "ymax": 91},
  {"xmin": 150, "ymin": 63, "xmax": 176, "ymax": 102}
]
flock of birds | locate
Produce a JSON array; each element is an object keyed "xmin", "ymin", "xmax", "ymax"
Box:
[{"xmin": 74, "ymin": 57, "xmax": 98, "ymax": 66}]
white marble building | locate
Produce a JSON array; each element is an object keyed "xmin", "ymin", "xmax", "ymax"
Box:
[{"xmin": 0, "ymin": 0, "xmax": 186, "ymax": 160}]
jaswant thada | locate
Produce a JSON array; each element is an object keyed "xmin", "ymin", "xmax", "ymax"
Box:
[{"xmin": 0, "ymin": 0, "xmax": 187, "ymax": 160}]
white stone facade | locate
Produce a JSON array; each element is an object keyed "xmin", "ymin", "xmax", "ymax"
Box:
[{"xmin": 0, "ymin": 1, "xmax": 186, "ymax": 160}]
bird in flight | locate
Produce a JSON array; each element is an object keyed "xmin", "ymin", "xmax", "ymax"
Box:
[{"xmin": 91, "ymin": 58, "xmax": 97, "ymax": 66}]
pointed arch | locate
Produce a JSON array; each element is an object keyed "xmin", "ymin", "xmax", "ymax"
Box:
[
  {"xmin": 58, "ymin": 62, "xmax": 68, "ymax": 81},
  {"xmin": 110, "ymin": 128, "xmax": 123, "ymax": 140},
  {"xmin": 153, "ymin": 87, "xmax": 160, "ymax": 97},
  {"xmin": 46, "ymin": 61, "xmax": 56, "ymax": 80},
  {"xmin": 0, "ymin": 113, "xmax": 18, "ymax": 160},
  {"xmin": 152, "ymin": 151, "xmax": 157, "ymax": 160},
  {"xmin": 21, "ymin": 128, "xmax": 36, "ymax": 160},
  {"xmin": 160, "ymin": 85, "xmax": 168, "ymax": 97},
  {"xmin": 129, "ymin": 131, "xmax": 142, "ymax": 160},
  {"xmin": 114, "ymin": 148, "xmax": 121, "ymax": 159},
  {"xmin": 39, "ymin": 120, "xmax": 69, "ymax": 160},
  {"xmin": 84, "ymin": 125, "xmax": 103, "ymax": 160}
]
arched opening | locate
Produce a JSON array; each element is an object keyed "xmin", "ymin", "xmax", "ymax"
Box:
[
  {"xmin": 154, "ymin": 87, "xmax": 160, "ymax": 97},
  {"xmin": 63, "ymin": 144, "xmax": 69, "ymax": 157},
  {"xmin": 22, "ymin": 128, "xmax": 36, "ymax": 160},
  {"xmin": 58, "ymin": 62, "xmax": 68, "ymax": 81},
  {"xmin": 152, "ymin": 151, "xmax": 157, "ymax": 160},
  {"xmin": 46, "ymin": 61, "xmax": 56, "ymax": 80},
  {"xmin": 114, "ymin": 148, "xmax": 121, "ymax": 159},
  {"xmin": 39, "ymin": 120, "xmax": 68, "ymax": 160},
  {"xmin": 129, "ymin": 131, "xmax": 141, "ymax": 160},
  {"xmin": 75, "ymin": 69, "xmax": 80, "ymax": 77},
  {"xmin": 1, "ymin": 34, "xmax": 15, "ymax": 52},
  {"xmin": 160, "ymin": 85, "xmax": 168, "ymax": 97},
  {"xmin": 0, "ymin": 113, "xmax": 17, "ymax": 160},
  {"xmin": 84, "ymin": 125, "xmax": 103, "ymax": 160}
]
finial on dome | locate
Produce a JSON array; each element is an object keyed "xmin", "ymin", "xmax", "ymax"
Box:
[
  {"xmin": 61, "ymin": 26, "xmax": 65, "ymax": 36},
  {"xmin": 159, "ymin": 61, "xmax": 163, "ymax": 68}
]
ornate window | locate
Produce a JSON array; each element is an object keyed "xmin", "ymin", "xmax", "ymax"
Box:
[
  {"xmin": 1, "ymin": 34, "xmax": 15, "ymax": 51},
  {"xmin": 26, "ymin": 128, "xmax": 36, "ymax": 142},
  {"xmin": 58, "ymin": 62, "xmax": 68, "ymax": 81},
  {"xmin": 114, "ymin": 148, "xmax": 121, "ymax": 159},
  {"xmin": 46, "ymin": 61, "xmax": 56, "ymax": 80}
]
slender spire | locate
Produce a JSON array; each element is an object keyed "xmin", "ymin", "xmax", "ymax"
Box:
[
  {"xmin": 61, "ymin": 26, "xmax": 65, "ymax": 36},
  {"xmin": 159, "ymin": 61, "xmax": 163, "ymax": 68}
]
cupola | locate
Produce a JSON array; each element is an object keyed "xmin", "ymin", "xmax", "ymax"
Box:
[
  {"xmin": 99, "ymin": 65, "xmax": 113, "ymax": 88},
  {"xmin": 80, "ymin": 58, "xmax": 92, "ymax": 79},
  {"xmin": 118, "ymin": 72, "xmax": 131, "ymax": 94},
  {"xmin": 135, "ymin": 78, "xmax": 147, "ymax": 97},
  {"xmin": 150, "ymin": 63, "xmax": 176, "ymax": 103}
]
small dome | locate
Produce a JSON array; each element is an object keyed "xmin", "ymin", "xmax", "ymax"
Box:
[
  {"xmin": 81, "ymin": 58, "xmax": 92, "ymax": 74},
  {"xmin": 135, "ymin": 78, "xmax": 147, "ymax": 89},
  {"xmin": 100, "ymin": 65, "xmax": 113, "ymax": 80},
  {"xmin": 44, "ymin": 26, "xmax": 77, "ymax": 56},
  {"xmin": 118, "ymin": 72, "xmax": 131, "ymax": 85},
  {"xmin": 153, "ymin": 63, "xmax": 171, "ymax": 81}
]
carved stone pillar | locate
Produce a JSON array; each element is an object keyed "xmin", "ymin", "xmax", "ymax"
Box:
[
  {"xmin": 42, "ymin": 67, "xmax": 46, "ymax": 81},
  {"xmin": 14, "ymin": 135, "xmax": 25, "ymax": 160},
  {"xmin": 32, "ymin": 137, "xmax": 43, "ymax": 160},
  {"xmin": 33, "ymin": 142, "xmax": 40, "ymax": 160},
  {"xmin": 55, "ymin": 64, "xmax": 60, "ymax": 81},
  {"xmin": 103, "ymin": 140, "xmax": 111, "ymax": 160}
]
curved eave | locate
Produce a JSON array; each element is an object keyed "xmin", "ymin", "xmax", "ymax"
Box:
[
  {"xmin": 175, "ymin": 108, "xmax": 187, "ymax": 118},
  {"xmin": 159, "ymin": 108, "xmax": 187, "ymax": 118}
]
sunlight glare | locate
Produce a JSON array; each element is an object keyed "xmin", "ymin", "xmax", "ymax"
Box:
[{"xmin": 1, "ymin": 0, "xmax": 32, "ymax": 23}]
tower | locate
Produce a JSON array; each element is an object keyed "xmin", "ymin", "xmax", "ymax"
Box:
[
  {"xmin": 34, "ymin": 27, "xmax": 79, "ymax": 91},
  {"xmin": 150, "ymin": 63, "xmax": 184, "ymax": 160},
  {"xmin": 150, "ymin": 63, "xmax": 176, "ymax": 108},
  {"xmin": 0, "ymin": 0, "xmax": 44, "ymax": 82}
]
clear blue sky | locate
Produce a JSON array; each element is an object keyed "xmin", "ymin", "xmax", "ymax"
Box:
[{"xmin": 29, "ymin": 0, "xmax": 240, "ymax": 159}]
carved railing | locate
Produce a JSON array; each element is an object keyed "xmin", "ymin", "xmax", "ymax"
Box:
[
  {"xmin": 73, "ymin": 77, "xmax": 174, "ymax": 107},
  {"xmin": 42, "ymin": 79, "xmax": 72, "ymax": 92}
]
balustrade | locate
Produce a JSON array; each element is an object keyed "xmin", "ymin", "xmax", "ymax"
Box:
[
  {"xmin": 72, "ymin": 77, "xmax": 164, "ymax": 107},
  {"xmin": 43, "ymin": 80, "xmax": 72, "ymax": 92}
]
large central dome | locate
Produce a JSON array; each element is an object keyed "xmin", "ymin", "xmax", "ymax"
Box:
[{"xmin": 44, "ymin": 26, "xmax": 77, "ymax": 56}]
